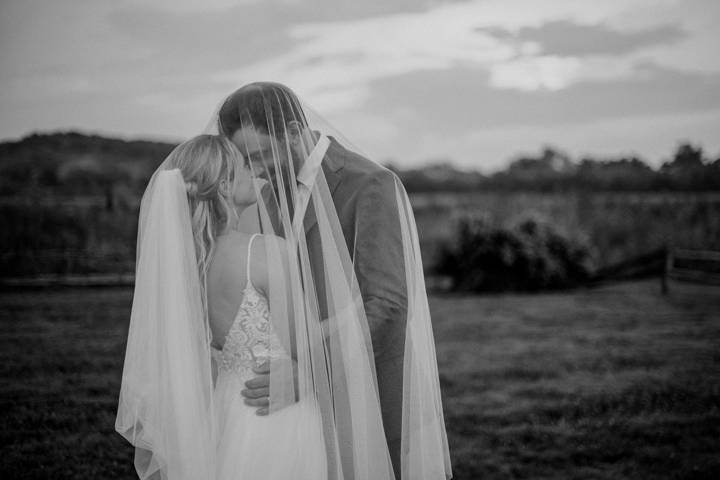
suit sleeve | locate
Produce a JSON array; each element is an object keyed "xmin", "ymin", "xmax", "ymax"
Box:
[{"xmin": 352, "ymin": 170, "xmax": 408, "ymax": 362}]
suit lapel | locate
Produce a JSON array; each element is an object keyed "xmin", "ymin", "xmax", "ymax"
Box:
[{"xmin": 302, "ymin": 138, "xmax": 344, "ymax": 234}]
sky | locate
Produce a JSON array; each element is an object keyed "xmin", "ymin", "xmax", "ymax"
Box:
[{"xmin": 1, "ymin": 0, "xmax": 719, "ymax": 172}]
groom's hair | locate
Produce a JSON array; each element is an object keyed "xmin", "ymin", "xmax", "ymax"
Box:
[{"xmin": 218, "ymin": 82, "xmax": 308, "ymax": 139}]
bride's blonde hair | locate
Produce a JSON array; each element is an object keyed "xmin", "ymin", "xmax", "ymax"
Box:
[{"xmin": 164, "ymin": 134, "xmax": 247, "ymax": 317}]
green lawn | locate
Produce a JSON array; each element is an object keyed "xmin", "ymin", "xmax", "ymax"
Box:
[{"xmin": 1, "ymin": 280, "xmax": 719, "ymax": 479}]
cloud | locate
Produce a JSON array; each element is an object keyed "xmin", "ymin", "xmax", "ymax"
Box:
[
  {"xmin": 481, "ymin": 20, "xmax": 686, "ymax": 56},
  {"xmin": 344, "ymin": 63, "xmax": 720, "ymax": 169},
  {"xmin": 123, "ymin": 0, "xmax": 250, "ymax": 13},
  {"xmin": 487, "ymin": 56, "xmax": 638, "ymax": 91},
  {"xmin": 2, "ymin": 0, "xmax": 719, "ymax": 170},
  {"xmin": 398, "ymin": 108, "xmax": 720, "ymax": 172},
  {"xmin": 213, "ymin": 0, "xmax": 719, "ymax": 114},
  {"xmin": 366, "ymin": 63, "xmax": 720, "ymax": 133}
]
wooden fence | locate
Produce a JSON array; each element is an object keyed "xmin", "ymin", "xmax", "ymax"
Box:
[
  {"xmin": 3, "ymin": 246, "xmax": 719, "ymax": 292},
  {"xmin": 587, "ymin": 246, "xmax": 720, "ymax": 293},
  {"xmin": 663, "ymin": 248, "xmax": 720, "ymax": 293}
]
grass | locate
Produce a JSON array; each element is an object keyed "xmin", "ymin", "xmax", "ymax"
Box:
[
  {"xmin": 434, "ymin": 280, "xmax": 720, "ymax": 479},
  {"xmin": 1, "ymin": 280, "xmax": 719, "ymax": 479}
]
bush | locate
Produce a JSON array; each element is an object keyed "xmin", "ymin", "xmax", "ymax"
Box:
[{"xmin": 436, "ymin": 214, "xmax": 597, "ymax": 292}]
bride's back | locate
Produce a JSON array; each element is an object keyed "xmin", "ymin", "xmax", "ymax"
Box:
[{"xmin": 206, "ymin": 231, "xmax": 268, "ymax": 350}]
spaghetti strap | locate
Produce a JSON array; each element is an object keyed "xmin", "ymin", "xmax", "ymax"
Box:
[{"xmin": 245, "ymin": 233, "xmax": 260, "ymax": 290}]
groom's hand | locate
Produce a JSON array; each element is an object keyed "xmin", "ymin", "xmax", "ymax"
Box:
[{"xmin": 241, "ymin": 358, "xmax": 298, "ymax": 416}]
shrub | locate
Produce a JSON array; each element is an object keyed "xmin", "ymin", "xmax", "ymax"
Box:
[{"xmin": 435, "ymin": 213, "xmax": 597, "ymax": 292}]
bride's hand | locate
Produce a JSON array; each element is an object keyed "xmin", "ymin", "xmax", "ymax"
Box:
[{"xmin": 241, "ymin": 358, "xmax": 298, "ymax": 415}]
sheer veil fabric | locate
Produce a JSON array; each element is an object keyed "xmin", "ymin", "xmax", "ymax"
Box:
[
  {"xmin": 115, "ymin": 169, "xmax": 217, "ymax": 480},
  {"xmin": 115, "ymin": 82, "xmax": 451, "ymax": 480}
]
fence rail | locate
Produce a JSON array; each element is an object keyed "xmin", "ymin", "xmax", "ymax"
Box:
[
  {"xmin": 663, "ymin": 248, "xmax": 720, "ymax": 292},
  {"xmin": 3, "ymin": 247, "xmax": 719, "ymax": 292},
  {"xmin": 587, "ymin": 246, "xmax": 720, "ymax": 293}
]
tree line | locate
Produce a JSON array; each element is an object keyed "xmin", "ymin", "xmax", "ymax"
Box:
[
  {"xmin": 389, "ymin": 143, "xmax": 720, "ymax": 192},
  {"xmin": 1, "ymin": 133, "xmax": 718, "ymax": 203}
]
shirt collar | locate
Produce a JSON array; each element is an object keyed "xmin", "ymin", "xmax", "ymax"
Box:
[{"xmin": 296, "ymin": 134, "xmax": 330, "ymax": 188}]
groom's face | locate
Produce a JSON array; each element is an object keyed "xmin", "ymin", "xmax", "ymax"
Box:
[{"xmin": 230, "ymin": 126, "xmax": 293, "ymax": 185}]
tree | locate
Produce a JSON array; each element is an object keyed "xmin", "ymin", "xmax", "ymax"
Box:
[{"xmin": 659, "ymin": 142, "xmax": 712, "ymax": 189}]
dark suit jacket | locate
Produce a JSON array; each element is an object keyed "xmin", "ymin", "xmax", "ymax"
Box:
[
  {"xmin": 305, "ymin": 137, "xmax": 408, "ymax": 357},
  {"xmin": 309, "ymin": 138, "xmax": 408, "ymax": 478},
  {"xmin": 263, "ymin": 136, "xmax": 407, "ymax": 475}
]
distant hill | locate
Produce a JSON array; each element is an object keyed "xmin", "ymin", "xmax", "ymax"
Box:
[
  {"xmin": 0, "ymin": 131, "xmax": 176, "ymax": 197},
  {"xmin": 1, "ymin": 131, "xmax": 718, "ymax": 196}
]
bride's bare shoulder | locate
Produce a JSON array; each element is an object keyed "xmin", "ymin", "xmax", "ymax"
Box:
[
  {"xmin": 209, "ymin": 232, "xmax": 286, "ymax": 296},
  {"xmin": 245, "ymin": 234, "xmax": 290, "ymax": 295}
]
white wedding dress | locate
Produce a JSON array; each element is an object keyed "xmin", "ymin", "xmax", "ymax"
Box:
[{"xmin": 210, "ymin": 234, "xmax": 328, "ymax": 480}]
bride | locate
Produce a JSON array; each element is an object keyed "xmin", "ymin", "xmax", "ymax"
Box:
[
  {"xmin": 115, "ymin": 84, "xmax": 451, "ymax": 480},
  {"xmin": 171, "ymin": 135, "xmax": 329, "ymax": 478},
  {"xmin": 115, "ymin": 134, "xmax": 335, "ymax": 479}
]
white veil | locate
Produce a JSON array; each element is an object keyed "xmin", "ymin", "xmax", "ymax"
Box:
[
  {"xmin": 115, "ymin": 169, "xmax": 217, "ymax": 479},
  {"xmin": 210, "ymin": 82, "xmax": 451, "ymax": 480},
  {"xmin": 115, "ymin": 81, "xmax": 451, "ymax": 480}
]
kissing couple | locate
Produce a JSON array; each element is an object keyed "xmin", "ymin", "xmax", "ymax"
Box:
[{"xmin": 116, "ymin": 82, "xmax": 452, "ymax": 480}]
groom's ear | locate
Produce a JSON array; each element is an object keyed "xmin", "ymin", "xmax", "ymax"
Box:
[{"xmin": 287, "ymin": 120, "xmax": 302, "ymax": 145}]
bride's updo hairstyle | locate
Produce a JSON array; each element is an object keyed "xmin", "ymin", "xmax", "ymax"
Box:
[{"xmin": 163, "ymin": 134, "xmax": 246, "ymax": 303}]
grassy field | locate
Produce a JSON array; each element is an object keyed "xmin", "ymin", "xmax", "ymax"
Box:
[{"xmin": 1, "ymin": 280, "xmax": 719, "ymax": 479}]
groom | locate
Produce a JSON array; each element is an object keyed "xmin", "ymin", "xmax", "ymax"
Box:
[{"xmin": 219, "ymin": 82, "xmax": 408, "ymax": 478}]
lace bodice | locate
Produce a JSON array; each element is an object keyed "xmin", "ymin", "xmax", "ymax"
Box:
[{"xmin": 210, "ymin": 234, "xmax": 288, "ymax": 381}]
